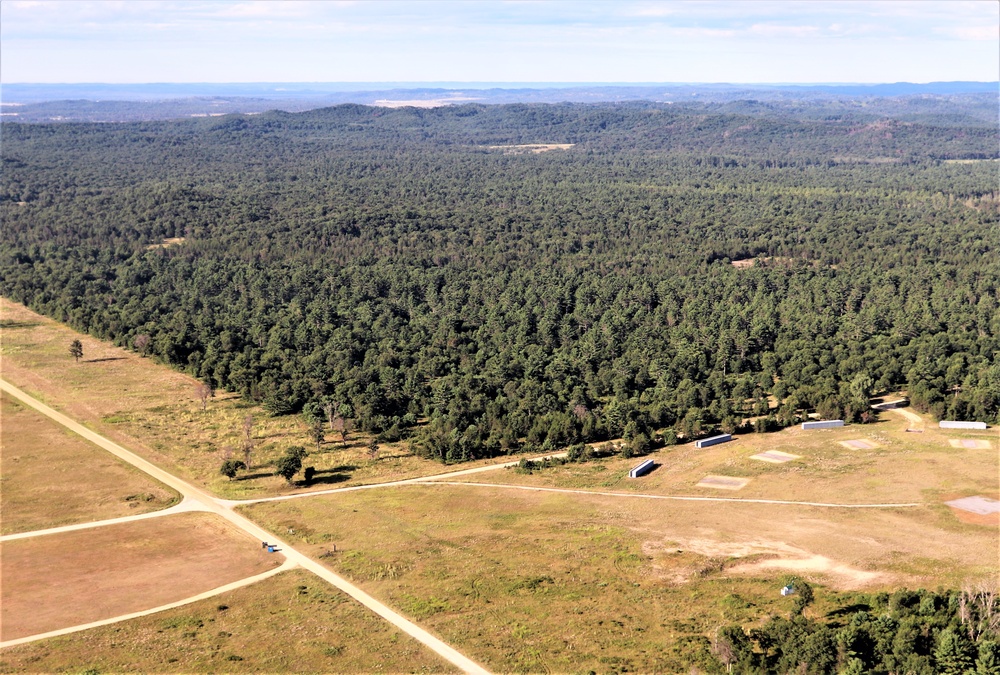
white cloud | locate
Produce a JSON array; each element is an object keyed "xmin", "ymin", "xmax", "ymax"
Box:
[
  {"xmin": 1, "ymin": 0, "xmax": 997, "ymax": 83},
  {"xmin": 748, "ymin": 23, "xmax": 821, "ymax": 38},
  {"xmin": 937, "ymin": 24, "xmax": 1000, "ymax": 41},
  {"xmin": 668, "ymin": 26, "xmax": 737, "ymax": 38}
]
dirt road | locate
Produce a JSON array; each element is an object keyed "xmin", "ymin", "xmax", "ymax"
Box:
[
  {"xmin": 0, "ymin": 378, "xmax": 489, "ymax": 674},
  {"xmin": 0, "ymin": 496, "xmax": 210, "ymax": 542},
  {"xmin": 0, "ymin": 560, "xmax": 296, "ymax": 648}
]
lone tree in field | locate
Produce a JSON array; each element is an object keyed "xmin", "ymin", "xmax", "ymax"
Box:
[
  {"xmin": 302, "ymin": 402, "xmax": 325, "ymax": 452},
  {"xmin": 310, "ymin": 417, "xmax": 325, "ymax": 452},
  {"xmin": 241, "ymin": 415, "xmax": 255, "ymax": 467},
  {"xmin": 367, "ymin": 438, "xmax": 380, "ymax": 462},
  {"xmin": 219, "ymin": 458, "xmax": 247, "ymax": 481},
  {"xmin": 69, "ymin": 339, "xmax": 83, "ymax": 362},
  {"xmin": 195, "ymin": 382, "xmax": 214, "ymax": 411},
  {"xmin": 275, "ymin": 446, "xmax": 307, "ymax": 483}
]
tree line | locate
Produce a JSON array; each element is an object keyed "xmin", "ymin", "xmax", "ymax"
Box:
[{"xmin": 2, "ymin": 101, "xmax": 998, "ymax": 462}]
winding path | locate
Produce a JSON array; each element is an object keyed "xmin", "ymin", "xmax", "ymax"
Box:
[{"xmin": 0, "ymin": 378, "xmax": 490, "ymax": 674}]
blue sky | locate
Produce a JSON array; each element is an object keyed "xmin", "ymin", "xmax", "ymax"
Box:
[{"xmin": 1, "ymin": 1, "xmax": 997, "ymax": 84}]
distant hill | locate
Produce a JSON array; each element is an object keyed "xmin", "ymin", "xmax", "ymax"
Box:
[{"xmin": 2, "ymin": 81, "xmax": 997, "ymax": 123}]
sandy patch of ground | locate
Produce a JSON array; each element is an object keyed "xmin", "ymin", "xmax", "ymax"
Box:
[
  {"xmin": 883, "ymin": 407, "xmax": 924, "ymax": 426},
  {"xmin": 1, "ymin": 512, "xmax": 279, "ymax": 641},
  {"xmin": 642, "ymin": 537, "xmax": 885, "ymax": 589},
  {"xmin": 949, "ymin": 510, "xmax": 1000, "ymax": 527},
  {"xmin": 145, "ymin": 237, "xmax": 185, "ymax": 250},
  {"xmin": 750, "ymin": 450, "xmax": 800, "ymax": 463},
  {"xmin": 696, "ymin": 475, "xmax": 749, "ymax": 490},
  {"xmin": 839, "ymin": 439, "xmax": 878, "ymax": 450},
  {"xmin": 733, "ymin": 554, "xmax": 884, "ymax": 589},
  {"xmin": 485, "ymin": 143, "xmax": 575, "ymax": 154},
  {"xmin": 949, "ymin": 439, "xmax": 993, "ymax": 449}
]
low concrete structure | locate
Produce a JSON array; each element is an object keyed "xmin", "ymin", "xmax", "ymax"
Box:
[
  {"xmin": 695, "ymin": 433, "xmax": 732, "ymax": 449},
  {"xmin": 801, "ymin": 420, "xmax": 844, "ymax": 430},
  {"xmin": 628, "ymin": 458, "xmax": 655, "ymax": 478},
  {"xmin": 939, "ymin": 420, "xmax": 988, "ymax": 430}
]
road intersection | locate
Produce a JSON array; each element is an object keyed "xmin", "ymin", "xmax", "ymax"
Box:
[{"xmin": 0, "ymin": 377, "xmax": 930, "ymax": 669}]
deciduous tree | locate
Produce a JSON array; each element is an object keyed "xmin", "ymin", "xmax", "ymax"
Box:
[{"xmin": 219, "ymin": 458, "xmax": 246, "ymax": 481}]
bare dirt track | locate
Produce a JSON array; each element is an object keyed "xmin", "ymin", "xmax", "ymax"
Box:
[
  {"xmin": 1, "ymin": 512, "xmax": 277, "ymax": 641},
  {"xmin": 0, "ymin": 378, "xmax": 489, "ymax": 674}
]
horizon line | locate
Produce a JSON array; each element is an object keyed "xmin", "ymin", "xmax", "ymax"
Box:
[{"xmin": 4, "ymin": 80, "xmax": 998, "ymax": 87}]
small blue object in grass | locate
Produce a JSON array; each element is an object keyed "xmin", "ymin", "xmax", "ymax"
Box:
[{"xmin": 781, "ymin": 585, "xmax": 795, "ymax": 596}]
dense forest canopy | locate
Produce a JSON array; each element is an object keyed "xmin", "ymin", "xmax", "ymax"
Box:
[{"xmin": 2, "ymin": 100, "xmax": 998, "ymax": 462}]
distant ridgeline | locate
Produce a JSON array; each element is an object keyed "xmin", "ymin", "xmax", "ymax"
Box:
[{"xmin": 1, "ymin": 100, "xmax": 998, "ymax": 462}]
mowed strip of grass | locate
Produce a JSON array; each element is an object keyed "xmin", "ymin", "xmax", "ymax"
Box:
[
  {"xmin": 459, "ymin": 412, "xmax": 997, "ymax": 506},
  {"xmin": 0, "ymin": 393, "xmax": 178, "ymax": 535},
  {"xmin": 241, "ymin": 485, "xmax": 996, "ymax": 673},
  {"xmin": 0, "ymin": 298, "xmax": 504, "ymax": 499},
  {"xmin": 1, "ymin": 512, "xmax": 278, "ymax": 641},
  {"xmin": 0, "ymin": 568, "xmax": 456, "ymax": 674}
]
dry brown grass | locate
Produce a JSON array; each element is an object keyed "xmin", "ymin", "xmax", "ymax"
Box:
[
  {"xmin": 0, "ymin": 392, "xmax": 177, "ymax": 534},
  {"xmin": 0, "ymin": 568, "xmax": 455, "ymax": 673},
  {"xmin": 1, "ymin": 512, "xmax": 279, "ymax": 641},
  {"xmin": 240, "ymin": 484, "xmax": 996, "ymax": 672},
  {"xmin": 0, "ymin": 298, "xmax": 503, "ymax": 499},
  {"xmin": 454, "ymin": 412, "xmax": 998, "ymax": 507}
]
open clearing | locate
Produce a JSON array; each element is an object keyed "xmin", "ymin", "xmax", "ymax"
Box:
[
  {"xmin": 949, "ymin": 438, "xmax": 993, "ymax": 449},
  {"xmin": 0, "ymin": 299, "xmax": 522, "ymax": 499},
  {"xmin": 145, "ymin": 236, "xmax": 186, "ymax": 249},
  {"xmin": 696, "ymin": 475, "xmax": 749, "ymax": 490},
  {"xmin": 4, "ymin": 298, "xmax": 997, "ymax": 670},
  {"xmin": 451, "ymin": 410, "xmax": 997, "ymax": 506},
  {"xmin": 1, "ymin": 512, "xmax": 279, "ymax": 641},
  {"xmin": 750, "ymin": 450, "xmax": 800, "ymax": 463},
  {"xmin": 883, "ymin": 406, "xmax": 924, "ymax": 426},
  {"xmin": 0, "ymin": 568, "xmax": 454, "ymax": 674},
  {"xmin": 241, "ymin": 483, "xmax": 995, "ymax": 673},
  {"xmin": 839, "ymin": 439, "xmax": 878, "ymax": 450},
  {"xmin": 0, "ymin": 392, "xmax": 177, "ymax": 534},
  {"xmin": 484, "ymin": 143, "xmax": 575, "ymax": 154}
]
